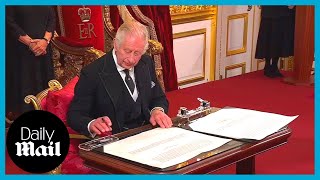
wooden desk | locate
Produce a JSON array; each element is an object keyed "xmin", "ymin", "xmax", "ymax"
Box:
[{"xmin": 79, "ymin": 124, "xmax": 291, "ymax": 174}]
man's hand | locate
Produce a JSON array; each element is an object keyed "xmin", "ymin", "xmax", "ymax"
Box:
[
  {"xmin": 89, "ymin": 116, "xmax": 112, "ymax": 135},
  {"xmin": 150, "ymin": 109, "xmax": 172, "ymax": 128}
]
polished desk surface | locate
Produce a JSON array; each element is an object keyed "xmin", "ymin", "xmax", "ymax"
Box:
[{"xmin": 79, "ymin": 108, "xmax": 292, "ymax": 174}]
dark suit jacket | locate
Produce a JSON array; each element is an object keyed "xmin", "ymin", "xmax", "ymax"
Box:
[{"xmin": 67, "ymin": 50, "xmax": 168, "ymax": 136}]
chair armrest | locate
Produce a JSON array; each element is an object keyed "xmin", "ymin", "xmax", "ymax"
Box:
[{"xmin": 24, "ymin": 80, "xmax": 62, "ymax": 110}]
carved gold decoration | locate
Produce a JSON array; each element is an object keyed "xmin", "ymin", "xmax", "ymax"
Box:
[
  {"xmin": 170, "ymin": 5, "xmax": 217, "ymax": 25},
  {"xmin": 48, "ymin": 79, "xmax": 63, "ymax": 90},
  {"xmin": 24, "ymin": 95, "xmax": 42, "ymax": 110},
  {"xmin": 225, "ymin": 62, "xmax": 246, "ymax": 78},
  {"xmin": 102, "ymin": 6, "xmax": 116, "ymax": 52},
  {"xmin": 103, "ymin": 6, "xmax": 116, "ymax": 38},
  {"xmin": 117, "ymin": 5, "xmax": 135, "ymax": 22},
  {"xmin": 51, "ymin": 36, "xmax": 105, "ymax": 86},
  {"xmin": 280, "ymin": 56, "xmax": 294, "ymax": 71},
  {"xmin": 57, "ymin": 6, "xmax": 66, "ymax": 36},
  {"xmin": 170, "ymin": 5, "xmax": 216, "ymax": 14},
  {"xmin": 24, "ymin": 80, "xmax": 63, "ymax": 110},
  {"xmin": 148, "ymin": 40, "xmax": 164, "ymax": 56},
  {"xmin": 226, "ymin": 13, "xmax": 248, "ymax": 56},
  {"xmin": 288, "ymin": 56, "xmax": 294, "ymax": 71},
  {"xmin": 147, "ymin": 39, "xmax": 165, "ymax": 90},
  {"xmin": 173, "ymin": 29, "xmax": 207, "ymax": 86}
]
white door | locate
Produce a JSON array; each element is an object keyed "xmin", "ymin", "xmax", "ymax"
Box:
[{"xmin": 216, "ymin": 5, "xmax": 260, "ymax": 79}]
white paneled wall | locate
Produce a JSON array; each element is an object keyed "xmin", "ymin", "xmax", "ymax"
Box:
[{"xmin": 173, "ymin": 20, "xmax": 214, "ymax": 89}]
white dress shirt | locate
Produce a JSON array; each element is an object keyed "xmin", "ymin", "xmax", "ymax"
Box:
[{"xmin": 112, "ymin": 49, "xmax": 138, "ymax": 101}]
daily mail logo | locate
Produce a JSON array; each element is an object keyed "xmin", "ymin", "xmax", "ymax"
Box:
[
  {"xmin": 6, "ymin": 110, "xmax": 69, "ymax": 173},
  {"xmin": 16, "ymin": 127, "xmax": 61, "ymax": 157}
]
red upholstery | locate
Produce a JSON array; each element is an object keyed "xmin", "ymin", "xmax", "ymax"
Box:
[
  {"xmin": 40, "ymin": 97, "xmax": 47, "ymax": 111},
  {"xmin": 57, "ymin": 6, "xmax": 105, "ymax": 51},
  {"xmin": 46, "ymin": 76, "xmax": 79, "ymax": 133},
  {"xmin": 45, "ymin": 76, "xmax": 101, "ymax": 174}
]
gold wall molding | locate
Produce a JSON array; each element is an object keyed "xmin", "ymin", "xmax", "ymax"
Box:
[
  {"xmin": 170, "ymin": 5, "xmax": 217, "ymax": 25},
  {"xmin": 210, "ymin": 15, "xmax": 217, "ymax": 81},
  {"xmin": 226, "ymin": 13, "xmax": 248, "ymax": 56},
  {"xmin": 225, "ymin": 62, "xmax": 246, "ymax": 78},
  {"xmin": 287, "ymin": 56, "xmax": 294, "ymax": 70},
  {"xmin": 173, "ymin": 29, "xmax": 207, "ymax": 86}
]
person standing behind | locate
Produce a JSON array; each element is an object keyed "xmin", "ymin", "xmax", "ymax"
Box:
[
  {"xmin": 255, "ymin": 5, "xmax": 295, "ymax": 78},
  {"xmin": 67, "ymin": 21, "xmax": 172, "ymax": 137},
  {"xmin": 6, "ymin": 6, "xmax": 56, "ymax": 118}
]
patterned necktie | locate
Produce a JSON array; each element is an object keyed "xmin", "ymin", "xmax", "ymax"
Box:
[{"xmin": 124, "ymin": 69, "xmax": 135, "ymax": 94}]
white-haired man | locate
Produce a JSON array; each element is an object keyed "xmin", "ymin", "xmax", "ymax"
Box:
[{"xmin": 67, "ymin": 21, "xmax": 172, "ymax": 137}]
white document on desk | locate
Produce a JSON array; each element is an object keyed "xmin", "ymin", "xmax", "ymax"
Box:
[
  {"xmin": 189, "ymin": 107, "xmax": 298, "ymax": 141},
  {"xmin": 103, "ymin": 127, "xmax": 231, "ymax": 169}
]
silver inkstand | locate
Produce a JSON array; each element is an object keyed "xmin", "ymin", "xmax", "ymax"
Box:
[{"xmin": 175, "ymin": 98, "xmax": 213, "ymax": 128}]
